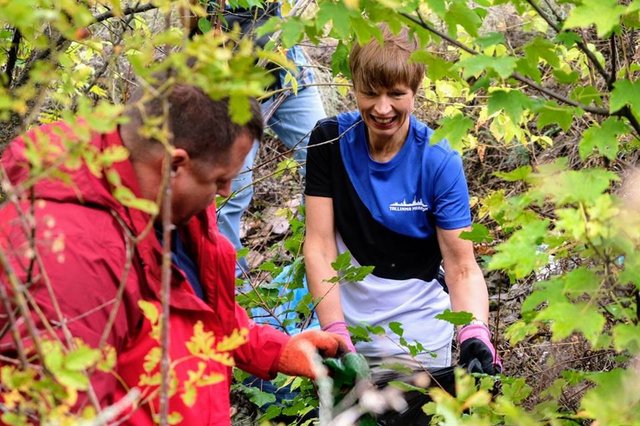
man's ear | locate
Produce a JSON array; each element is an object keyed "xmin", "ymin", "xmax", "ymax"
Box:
[{"xmin": 171, "ymin": 148, "xmax": 190, "ymax": 173}]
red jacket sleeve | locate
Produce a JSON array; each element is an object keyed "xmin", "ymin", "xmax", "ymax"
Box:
[{"xmin": 232, "ymin": 303, "xmax": 290, "ymax": 379}]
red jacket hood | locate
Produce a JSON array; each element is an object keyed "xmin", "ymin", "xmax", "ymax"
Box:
[{"xmin": 3, "ymin": 121, "xmax": 135, "ymax": 218}]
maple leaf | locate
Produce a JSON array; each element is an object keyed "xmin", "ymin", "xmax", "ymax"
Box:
[{"xmin": 563, "ymin": 0, "xmax": 626, "ymax": 37}]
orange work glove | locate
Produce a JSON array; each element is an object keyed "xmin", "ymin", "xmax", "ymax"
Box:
[{"xmin": 277, "ymin": 330, "xmax": 349, "ymax": 379}]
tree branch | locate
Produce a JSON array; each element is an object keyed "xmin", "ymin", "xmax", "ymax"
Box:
[
  {"xmin": 609, "ymin": 34, "xmax": 618, "ymax": 88},
  {"xmin": 615, "ymin": 105, "xmax": 640, "ymax": 137},
  {"xmin": 93, "ymin": 3, "xmax": 157, "ymax": 25},
  {"xmin": 13, "ymin": 3, "xmax": 156, "ymax": 90},
  {"xmin": 510, "ymin": 72, "xmax": 609, "ymax": 115},
  {"xmin": 401, "ymin": 12, "xmax": 610, "ymax": 116},
  {"xmin": 5, "ymin": 28, "xmax": 22, "ymax": 87}
]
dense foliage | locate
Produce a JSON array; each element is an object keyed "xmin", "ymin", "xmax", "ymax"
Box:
[{"xmin": 0, "ymin": 0, "xmax": 639, "ymax": 425}]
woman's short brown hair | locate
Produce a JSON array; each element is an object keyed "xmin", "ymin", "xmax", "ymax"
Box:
[{"xmin": 349, "ymin": 25, "xmax": 424, "ymax": 94}]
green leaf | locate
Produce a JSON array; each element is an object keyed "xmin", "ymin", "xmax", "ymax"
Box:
[
  {"xmin": 445, "ymin": 2, "xmax": 482, "ymax": 37},
  {"xmin": 410, "ymin": 51, "xmax": 454, "ymax": 80},
  {"xmin": 459, "ymin": 223, "xmax": 493, "ymax": 243},
  {"xmin": 100, "ymin": 145, "xmax": 129, "ymax": 166},
  {"xmin": 522, "ymin": 278, "xmax": 566, "ymax": 313},
  {"xmin": 500, "ymin": 376, "xmax": 532, "ymax": 404},
  {"xmin": 97, "ymin": 346, "xmax": 116, "ymax": 372},
  {"xmin": 612, "ymin": 323, "xmax": 640, "ymax": 353},
  {"xmin": 229, "ymin": 94, "xmax": 251, "ymax": 125},
  {"xmin": 523, "ymin": 37, "xmax": 560, "ymax": 68},
  {"xmin": 579, "ymin": 118, "xmax": 629, "ymax": 160},
  {"xmin": 537, "ymin": 302, "xmax": 605, "ymax": 345},
  {"xmin": 242, "ymin": 386, "xmax": 277, "ymax": 407},
  {"xmin": 366, "ymin": 324, "xmax": 386, "ymax": 336},
  {"xmin": 563, "ymin": 0, "xmax": 626, "ymax": 37},
  {"xmin": 475, "ymin": 32, "xmax": 505, "ymax": 50},
  {"xmin": 274, "ymin": 158, "xmax": 297, "ymax": 177},
  {"xmin": 197, "ymin": 17, "xmax": 212, "ymax": 34},
  {"xmin": 388, "ymin": 321, "xmax": 404, "ymax": 337},
  {"xmin": 553, "ymin": 69, "xmax": 580, "ymax": 84},
  {"xmin": 554, "ymin": 31, "xmax": 582, "ymax": 47},
  {"xmin": 431, "ymin": 114, "xmax": 473, "ymax": 151},
  {"xmin": 56, "ymin": 369, "xmax": 89, "ymax": 390},
  {"xmin": 280, "ymin": 17, "xmax": 304, "ymax": 47},
  {"xmin": 340, "ymin": 264, "xmax": 375, "ymax": 282},
  {"xmin": 317, "ymin": 2, "xmax": 351, "ymax": 39},
  {"xmin": 610, "ymin": 79, "xmax": 640, "ymax": 116},
  {"xmin": 112, "ymin": 186, "xmax": 158, "ymax": 215},
  {"xmin": 44, "ymin": 343, "xmax": 64, "ymax": 372},
  {"xmin": 331, "ymin": 41, "xmax": 350, "ymax": 77},
  {"xmin": 255, "ymin": 16, "xmax": 280, "ymax": 39},
  {"xmin": 435, "ymin": 309, "xmax": 473, "ymax": 326},
  {"xmin": 515, "ymin": 57, "xmax": 542, "ymax": 83},
  {"xmin": 458, "ymin": 55, "xmax": 517, "ymax": 79},
  {"xmin": 619, "ymin": 251, "xmax": 640, "ymax": 286},
  {"xmin": 571, "ymin": 85, "xmax": 603, "ymax": 106},
  {"xmin": 348, "ymin": 324, "xmax": 373, "ymax": 343},
  {"xmin": 388, "ymin": 380, "xmax": 428, "ymax": 394},
  {"xmin": 488, "ymin": 220, "xmax": 550, "ymax": 279},
  {"xmin": 167, "ymin": 412, "xmax": 184, "ymax": 425},
  {"xmin": 331, "ymin": 251, "xmax": 352, "ymax": 272},
  {"xmin": 534, "ymin": 101, "xmax": 577, "ymax": 131},
  {"xmin": 426, "ymin": 0, "xmax": 447, "ymax": 18},
  {"xmin": 351, "ymin": 17, "xmax": 377, "ymax": 45},
  {"xmin": 488, "ymin": 90, "xmax": 533, "ymax": 124},
  {"xmin": 65, "ymin": 345, "xmax": 101, "ymax": 371},
  {"xmin": 562, "ymin": 267, "xmax": 601, "ymax": 296},
  {"xmin": 495, "ymin": 165, "xmax": 532, "ymax": 182},
  {"xmin": 580, "ymin": 369, "xmax": 639, "ymax": 424},
  {"xmin": 536, "ymin": 168, "xmax": 619, "ymax": 205},
  {"xmin": 504, "ymin": 320, "xmax": 539, "ymax": 345}
]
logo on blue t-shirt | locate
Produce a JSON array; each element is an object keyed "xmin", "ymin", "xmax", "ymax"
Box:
[{"xmin": 389, "ymin": 197, "xmax": 430, "ymax": 212}]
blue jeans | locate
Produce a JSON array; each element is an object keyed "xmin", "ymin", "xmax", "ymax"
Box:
[{"xmin": 217, "ymin": 85, "xmax": 326, "ymax": 274}]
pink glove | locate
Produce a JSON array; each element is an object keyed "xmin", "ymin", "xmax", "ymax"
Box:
[
  {"xmin": 322, "ymin": 321, "xmax": 356, "ymax": 353},
  {"xmin": 458, "ymin": 323, "xmax": 502, "ymax": 375}
]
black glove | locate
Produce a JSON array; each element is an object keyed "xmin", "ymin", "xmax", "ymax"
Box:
[{"xmin": 458, "ymin": 323, "xmax": 502, "ymax": 375}]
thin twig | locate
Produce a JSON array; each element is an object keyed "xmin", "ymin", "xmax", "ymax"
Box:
[
  {"xmin": 0, "ymin": 262, "xmax": 28, "ymax": 367},
  {"xmin": 0, "ymin": 249, "xmax": 46, "ymax": 366},
  {"xmin": 98, "ymin": 223, "xmax": 135, "ymax": 349},
  {"xmin": 158, "ymin": 49, "xmax": 174, "ymax": 425}
]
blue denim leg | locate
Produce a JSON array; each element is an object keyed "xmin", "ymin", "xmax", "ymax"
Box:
[
  {"xmin": 217, "ymin": 87, "xmax": 326, "ymax": 276},
  {"xmin": 264, "ymin": 85, "xmax": 326, "ymax": 176},
  {"xmin": 216, "ymin": 139, "xmax": 259, "ymax": 275}
]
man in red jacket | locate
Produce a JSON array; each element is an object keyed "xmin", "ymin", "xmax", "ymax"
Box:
[{"xmin": 0, "ymin": 83, "xmax": 346, "ymax": 424}]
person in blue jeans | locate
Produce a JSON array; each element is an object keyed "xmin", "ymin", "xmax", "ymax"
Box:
[
  {"xmin": 189, "ymin": 3, "xmax": 326, "ymax": 420},
  {"xmin": 210, "ymin": 3, "xmax": 327, "ymax": 276}
]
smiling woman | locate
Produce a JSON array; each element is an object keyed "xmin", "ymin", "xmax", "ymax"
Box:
[{"xmin": 303, "ymin": 24, "xmax": 500, "ymax": 424}]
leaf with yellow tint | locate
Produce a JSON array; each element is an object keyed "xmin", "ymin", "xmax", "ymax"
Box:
[{"xmin": 216, "ymin": 328, "xmax": 249, "ymax": 352}]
